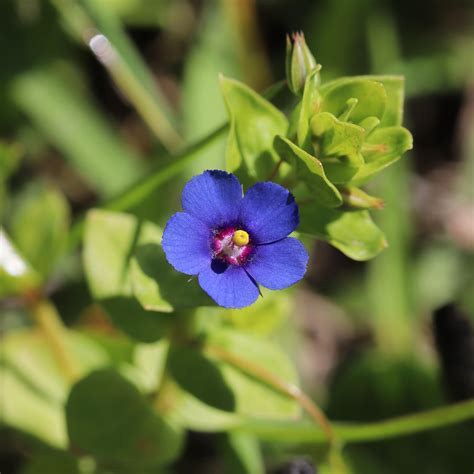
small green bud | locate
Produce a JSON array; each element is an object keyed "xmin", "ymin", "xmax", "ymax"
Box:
[{"xmin": 286, "ymin": 32, "xmax": 319, "ymax": 96}]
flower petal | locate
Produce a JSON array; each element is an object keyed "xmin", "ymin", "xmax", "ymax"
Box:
[
  {"xmin": 198, "ymin": 260, "xmax": 259, "ymax": 308},
  {"xmin": 245, "ymin": 237, "xmax": 308, "ymax": 290},
  {"xmin": 240, "ymin": 182, "xmax": 299, "ymax": 243},
  {"xmin": 162, "ymin": 212, "xmax": 211, "ymax": 275},
  {"xmin": 182, "ymin": 170, "xmax": 242, "ymax": 228}
]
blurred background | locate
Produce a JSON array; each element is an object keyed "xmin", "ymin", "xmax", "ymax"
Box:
[{"xmin": 1, "ymin": 0, "xmax": 473, "ymax": 473}]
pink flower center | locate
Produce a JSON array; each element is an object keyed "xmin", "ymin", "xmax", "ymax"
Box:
[{"xmin": 212, "ymin": 227, "xmax": 253, "ymax": 265}]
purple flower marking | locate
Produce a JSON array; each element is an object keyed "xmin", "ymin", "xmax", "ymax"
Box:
[{"xmin": 162, "ymin": 170, "xmax": 309, "ymax": 308}]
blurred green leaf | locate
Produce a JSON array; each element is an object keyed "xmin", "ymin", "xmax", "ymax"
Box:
[
  {"xmin": 300, "ymin": 203, "xmax": 387, "ymax": 260},
  {"xmin": 168, "ymin": 345, "xmax": 236, "ymax": 412},
  {"xmin": 20, "ymin": 447, "xmax": 80, "ymax": 474},
  {"xmin": 0, "ymin": 366, "xmax": 66, "ymax": 448},
  {"xmin": 2, "ymin": 328, "xmax": 108, "ymax": 404},
  {"xmin": 66, "ymin": 369, "xmax": 183, "ymax": 468},
  {"xmin": 10, "ymin": 182, "xmax": 70, "ymax": 278},
  {"xmin": 222, "ymin": 432, "xmax": 264, "ymax": 474},
  {"xmin": 320, "ymin": 78, "xmax": 387, "ymax": 123},
  {"xmin": 274, "ymin": 135, "xmax": 343, "ymax": 207},
  {"xmin": 220, "ymin": 76, "xmax": 288, "ymax": 186},
  {"xmin": 130, "ymin": 225, "xmax": 213, "ymax": 312},
  {"xmin": 206, "ymin": 328, "xmax": 301, "ymax": 420},
  {"xmin": 0, "ymin": 328, "xmax": 109, "ymax": 448},
  {"xmin": 11, "ymin": 65, "xmax": 144, "ymax": 197},
  {"xmin": 83, "ymin": 208, "xmax": 212, "ymax": 324},
  {"xmin": 0, "ymin": 228, "xmax": 41, "ymax": 297}
]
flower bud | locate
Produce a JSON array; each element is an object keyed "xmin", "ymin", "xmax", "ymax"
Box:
[{"xmin": 286, "ymin": 32, "xmax": 319, "ymax": 96}]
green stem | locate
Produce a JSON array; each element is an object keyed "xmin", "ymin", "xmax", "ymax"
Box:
[
  {"xmin": 206, "ymin": 344, "xmax": 335, "ymax": 446},
  {"xmin": 238, "ymin": 398, "xmax": 474, "ymax": 444}
]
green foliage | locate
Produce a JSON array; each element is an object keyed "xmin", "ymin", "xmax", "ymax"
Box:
[
  {"xmin": 10, "ymin": 182, "xmax": 70, "ymax": 278},
  {"xmin": 66, "ymin": 369, "xmax": 184, "ymax": 469},
  {"xmin": 220, "ymin": 69, "xmax": 412, "ymax": 259},
  {"xmin": 220, "ymin": 76, "xmax": 289, "ymax": 187}
]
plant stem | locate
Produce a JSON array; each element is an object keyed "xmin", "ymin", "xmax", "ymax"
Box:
[
  {"xmin": 205, "ymin": 344, "xmax": 335, "ymax": 445},
  {"xmin": 238, "ymin": 397, "xmax": 474, "ymax": 444},
  {"xmin": 88, "ymin": 33, "xmax": 183, "ymax": 150},
  {"xmin": 25, "ymin": 294, "xmax": 80, "ymax": 382}
]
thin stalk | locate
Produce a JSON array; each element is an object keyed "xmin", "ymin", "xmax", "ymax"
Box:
[
  {"xmin": 51, "ymin": 0, "xmax": 182, "ymax": 151},
  {"xmin": 205, "ymin": 344, "xmax": 335, "ymax": 445},
  {"xmin": 24, "ymin": 294, "xmax": 80, "ymax": 382},
  {"xmin": 88, "ymin": 33, "xmax": 183, "ymax": 150},
  {"xmin": 238, "ymin": 397, "xmax": 474, "ymax": 444}
]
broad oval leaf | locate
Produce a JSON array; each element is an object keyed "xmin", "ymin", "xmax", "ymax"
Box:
[
  {"xmin": 83, "ymin": 209, "xmax": 170, "ymax": 342},
  {"xmin": 274, "ymin": 135, "xmax": 342, "ymax": 207},
  {"xmin": 299, "ymin": 202, "xmax": 387, "ymax": 260},
  {"xmin": 319, "ymin": 78, "xmax": 387, "ymax": 124},
  {"xmin": 66, "ymin": 369, "xmax": 184, "ymax": 469},
  {"xmin": 220, "ymin": 75, "xmax": 288, "ymax": 186}
]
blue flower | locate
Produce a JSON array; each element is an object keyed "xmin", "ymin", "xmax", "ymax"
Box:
[{"xmin": 162, "ymin": 170, "xmax": 309, "ymax": 309}]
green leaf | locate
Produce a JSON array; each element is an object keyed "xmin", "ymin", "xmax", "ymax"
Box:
[
  {"xmin": 220, "ymin": 76, "xmax": 288, "ymax": 186},
  {"xmin": 206, "ymin": 328, "xmax": 301, "ymax": 420},
  {"xmin": 222, "ymin": 432, "xmax": 264, "ymax": 474},
  {"xmin": 66, "ymin": 369, "xmax": 183, "ymax": 468},
  {"xmin": 311, "ymin": 112, "xmax": 365, "ymax": 164},
  {"xmin": 0, "ymin": 328, "xmax": 109, "ymax": 448},
  {"xmin": 0, "ymin": 365, "xmax": 66, "ymax": 448},
  {"xmin": 2, "ymin": 328, "xmax": 109, "ymax": 404},
  {"xmin": 274, "ymin": 135, "xmax": 342, "ymax": 207},
  {"xmin": 10, "ymin": 182, "xmax": 70, "ymax": 278},
  {"xmin": 319, "ymin": 77, "xmax": 387, "ymax": 124},
  {"xmin": 83, "ymin": 209, "xmax": 170, "ymax": 342},
  {"xmin": 299, "ymin": 202, "xmax": 387, "ymax": 261},
  {"xmin": 20, "ymin": 448, "xmax": 80, "ymax": 474},
  {"xmin": 0, "ymin": 228, "xmax": 41, "ymax": 298},
  {"xmin": 168, "ymin": 345, "xmax": 236, "ymax": 412},
  {"xmin": 353, "ymin": 126, "xmax": 413, "ymax": 184},
  {"xmin": 131, "ymin": 227, "xmax": 214, "ymax": 313},
  {"xmin": 159, "ymin": 377, "xmax": 243, "ymax": 432},
  {"xmin": 368, "ymin": 75, "xmax": 405, "ymax": 126}
]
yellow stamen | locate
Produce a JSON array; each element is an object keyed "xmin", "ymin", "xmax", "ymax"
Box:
[{"xmin": 233, "ymin": 230, "xmax": 249, "ymax": 247}]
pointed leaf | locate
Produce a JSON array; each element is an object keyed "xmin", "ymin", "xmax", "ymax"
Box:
[
  {"xmin": 220, "ymin": 76, "xmax": 288, "ymax": 185},
  {"xmin": 299, "ymin": 202, "xmax": 387, "ymax": 260},
  {"xmin": 353, "ymin": 126, "xmax": 413, "ymax": 184},
  {"xmin": 274, "ymin": 135, "xmax": 342, "ymax": 207}
]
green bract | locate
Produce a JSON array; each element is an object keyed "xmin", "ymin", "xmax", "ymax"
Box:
[{"xmin": 220, "ymin": 64, "xmax": 412, "ymax": 260}]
